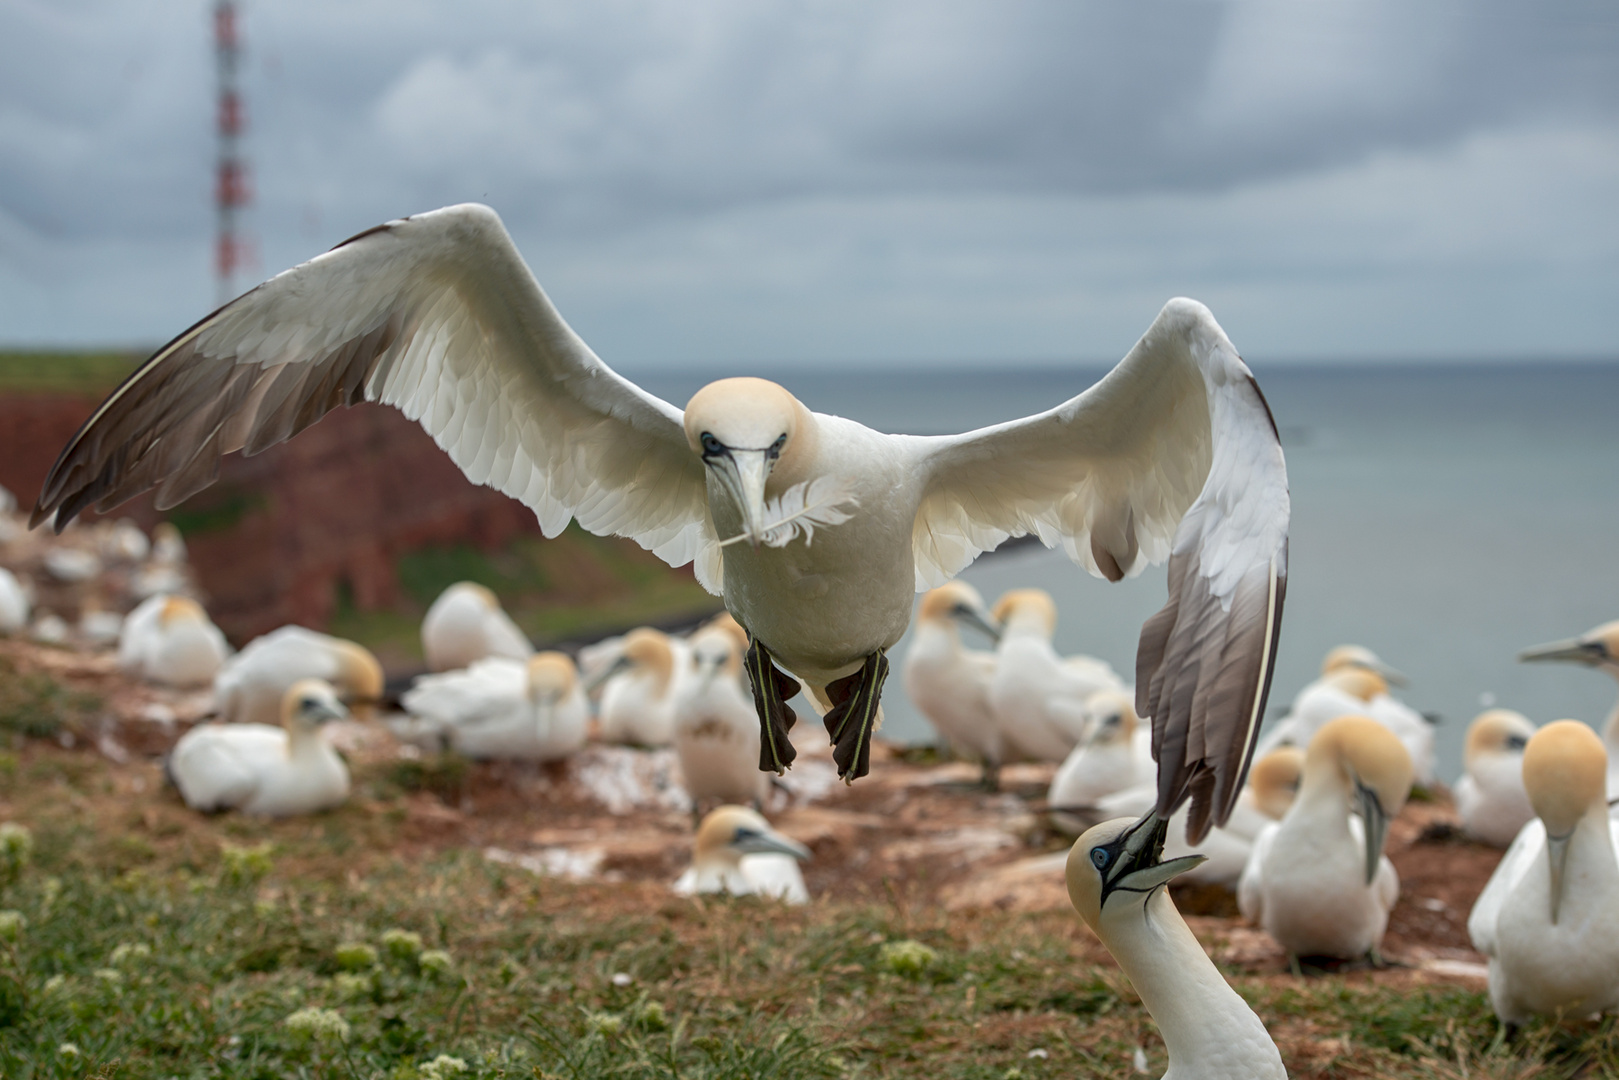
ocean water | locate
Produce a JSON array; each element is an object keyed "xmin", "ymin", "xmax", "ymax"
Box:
[{"xmin": 633, "ymin": 361, "xmax": 1619, "ymax": 782}]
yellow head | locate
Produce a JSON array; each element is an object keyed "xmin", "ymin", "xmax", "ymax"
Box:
[
  {"xmin": 332, "ymin": 639, "xmax": 384, "ymax": 721},
  {"xmin": 1248, "ymin": 745, "xmax": 1305, "ymax": 820},
  {"xmin": 1085, "ymin": 691, "xmax": 1138, "ymax": 748},
  {"xmin": 1523, "ymin": 720, "xmax": 1606, "ymax": 836},
  {"xmin": 158, "ymin": 595, "xmax": 206, "ymax": 628},
  {"xmin": 703, "ymin": 611, "xmax": 751, "ymax": 654},
  {"xmin": 1520, "ymin": 620, "xmax": 1619, "ymax": 676},
  {"xmin": 1322, "ymin": 667, "xmax": 1388, "ymax": 703},
  {"xmin": 692, "ymin": 805, "xmax": 812, "ymax": 867},
  {"xmin": 990, "ymin": 588, "xmax": 1057, "ymax": 637},
  {"xmin": 1066, "ymin": 815, "xmax": 1203, "ymax": 932},
  {"xmin": 683, "ymin": 378, "xmax": 817, "ymax": 547},
  {"xmin": 621, "ymin": 627, "xmax": 676, "ymax": 686},
  {"xmin": 526, "ymin": 651, "xmax": 578, "ymax": 703},
  {"xmin": 279, "ymin": 678, "xmax": 348, "ymax": 733},
  {"xmin": 689, "ymin": 624, "xmax": 743, "ymax": 682},
  {"xmin": 1463, "ymin": 709, "xmax": 1535, "ymax": 769}
]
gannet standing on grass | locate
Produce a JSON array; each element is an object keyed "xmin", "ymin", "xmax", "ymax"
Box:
[
  {"xmin": 1467, "ymin": 721, "xmax": 1619, "ymax": 1024},
  {"xmin": 673, "ymin": 624, "xmax": 769, "ymax": 812},
  {"xmin": 420, "ymin": 581, "xmax": 533, "ymax": 672},
  {"xmin": 214, "ymin": 626, "xmax": 383, "ymax": 726},
  {"xmin": 29, "ymin": 203, "xmax": 1290, "ymax": 837},
  {"xmin": 118, "ymin": 594, "xmax": 231, "ymax": 688},
  {"xmin": 168, "ymin": 678, "xmax": 350, "ymax": 816},
  {"xmin": 901, "ymin": 582, "xmax": 1004, "ymax": 787},
  {"xmin": 988, "ymin": 588, "xmax": 1125, "ymax": 763},
  {"xmin": 1520, "ymin": 621, "xmax": 1619, "ymax": 796},
  {"xmin": 1238, "ymin": 715, "xmax": 1413, "ymax": 963},
  {"xmin": 1067, "ymin": 815, "xmax": 1287, "ymax": 1079},
  {"xmin": 1455, "ymin": 709, "xmax": 1537, "ymax": 848},
  {"xmin": 400, "ymin": 651, "xmax": 587, "ymax": 760},
  {"xmin": 672, "ymin": 805, "xmax": 811, "ymax": 904}
]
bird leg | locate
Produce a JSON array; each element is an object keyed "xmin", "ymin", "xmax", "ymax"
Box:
[
  {"xmin": 979, "ymin": 759, "xmax": 1001, "ymax": 792},
  {"xmin": 745, "ymin": 637, "xmax": 801, "ymax": 775},
  {"xmin": 822, "ymin": 651, "xmax": 889, "ymax": 783}
]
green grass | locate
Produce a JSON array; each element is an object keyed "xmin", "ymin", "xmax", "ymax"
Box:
[{"xmin": 0, "ymin": 351, "xmax": 141, "ymax": 395}]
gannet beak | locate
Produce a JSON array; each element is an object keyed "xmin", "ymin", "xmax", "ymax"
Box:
[
  {"xmin": 1102, "ymin": 812, "xmax": 1208, "ymax": 901},
  {"xmin": 733, "ymin": 825, "xmax": 812, "ymax": 861},
  {"xmin": 709, "ymin": 449, "xmax": 774, "ymax": 549},
  {"xmin": 1354, "ymin": 779, "xmax": 1391, "ymax": 888},
  {"xmin": 313, "ymin": 698, "xmax": 349, "ymax": 725},
  {"xmin": 583, "ymin": 653, "xmax": 632, "ymax": 693},
  {"xmin": 1519, "ymin": 637, "xmax": 1608, "ymax": 666},
  {"xmin": 1371, "ymin": 661, "xmax": 1409, "ymax": 687},
  {"xmin": 1545, "ymin": 831, "xmax": 1571, "ymax": 924},
  {"xmin": 951, "ymin": 601, "xmax": 1003, "ymax": 643}
]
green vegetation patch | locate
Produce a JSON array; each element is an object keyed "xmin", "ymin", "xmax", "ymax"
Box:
[
  {"xmin": 0, "ymin": 351, "xmax": 141, "ymax": 395},
  {"xmin": 0, "ymin": 659, "xmax": 102, "ymax": 741}
]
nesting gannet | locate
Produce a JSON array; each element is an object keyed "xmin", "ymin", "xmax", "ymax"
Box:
[
  {"xmin": 674, "ymin": 624, "xmax": 768, "ymax": 810},
  {"xmin": 420, "ymin": 581, "xmax": 533, "ymax": 672},
  {"xmin": 1238, "ymin": 715, "xmax": 1413, "ymax": 962},
  {"xmin": 400, "ymin": 651, "xmax": 587, "ymax": 760},
  {"xmin": 596, "ymin": 627, "xmax": 687, "ymax": 747},
  {"xmin": 1520, "ymin": 621, "xmax": 1619, "ymax": 796},
  {"xmin": 1049, "ymin": 691, "xmax": 1155, "ymax": 827},
  {"xmin": 0, "ymin": 568, "xmax": 28, "ymax": 634},
  {"xmin": 1258, "ymin": 667, "xmax": 1434, "ymax": 786},
  {"xmin": 901, "ymin": 582, "xmax": 1004, "ymax": 787},
  {"xmin": 214, "ymin": 625, "xmax": 383, "ymax": 726},
  {"xmin": 118, "ymin": 594, "xmax": 231, "ymax": 688},
  {"xmin": 988, "ymin": 589, "xmax": 1124, "ymax": 763},
  {"xmin": 672, "ymin": 805, "xmax": 811, "ymax": 903},
  {"xmin": 1455, "ymin": 709, "xmax": 1537, "ymax": 848},
  {"xmin": 168, "ymin": 678, "xmax": 350, "ymax": 816},
  {"xmin": 43, "ymin": 546, "xmax": 101, "ymax": 584},
  {"xmin": 1467, "ymin": 721, "xmax": 1619, "ymax": 1024},
  {"xmin": 1083, "ymin": 746, "xmax": 1304, "ymax": 888},
  {"xmin": 1067, "ymin": 815, "xmax": 1286, "ymax": 1079},
  {"xmin": 29, "ymin": 203, "xmax": 1290, "ymax": 835},
  {"xmin": 99, "ymin": 519, "xmax": 150, "ymax": 563}
]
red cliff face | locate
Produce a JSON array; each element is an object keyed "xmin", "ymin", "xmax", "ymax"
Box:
[{"xmin": 1, "ymin": 394, "xmax": 578, "ymax": 641}]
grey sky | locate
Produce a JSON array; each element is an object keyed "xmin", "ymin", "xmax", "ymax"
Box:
[{"xmin": 2, "ymin": 0, "xmax": 1616, "ymax": 366}]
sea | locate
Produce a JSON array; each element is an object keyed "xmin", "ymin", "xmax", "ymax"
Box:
[{"xmin": 631, "ymin": 360, "xmax": 1619, "ymax": 783}]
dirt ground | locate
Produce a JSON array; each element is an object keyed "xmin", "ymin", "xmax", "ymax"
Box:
[{"xmin": 0, "ymin": 635, "xmax": 1504, "ymax": 992}]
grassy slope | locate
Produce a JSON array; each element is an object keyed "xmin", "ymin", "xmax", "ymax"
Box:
[{"xmin": 0, "ymin": 351, "xmax": 139, "ymax": 395}]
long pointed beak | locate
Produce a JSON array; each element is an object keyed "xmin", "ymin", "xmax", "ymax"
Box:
[
  {"xmin": 952, "ymin": 603, "xmax": 1003, "ymax": 643},
  {"xmin": 1370, "ymin": 661, "xmax": 1409, "ymax": 687},
  {"xmin": 1354, "ymin": 781, "xmax": 1391, "ymax": 888},
  {"xmin": 1101, "ymin": 811, "xmax": 1208, "ymax": 900},
  {"xmin": 583, "ymin": 654, "xmax": 632, "ymax": 693},
  {"xmin": 1519, "ymin": 637, "xmax": 1607, "ymax": 666},
  {"xmin": 736, "ymin": 828, "xmax": 812, "ymax": 861},
  {"xmin": 1546, "ymin": 831, "xmax": 1571, "ymax": 924},
  {"xmin": 711, "ymin": 450, "xmax": 774, "ymax": 549}
]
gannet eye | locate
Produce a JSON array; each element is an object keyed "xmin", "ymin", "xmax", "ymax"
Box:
[
  {"xmin": 700, "ymin": 432, "xmax": 724, "ymax": 455},
  {"xmin": 299, "ymin": 696, "xmax": 318, "ymax": 711},
  {"xmin": 768, "ymin": 434, "xmax": 787, "ymax": 459},
  {"xmin": 1090, "ymin": 847, "xmax": 1110, "ymax": 870}
]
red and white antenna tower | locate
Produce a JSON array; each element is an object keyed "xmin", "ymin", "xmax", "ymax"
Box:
[{"xmin": 214, "ymin": 1, "xmax": 250, "ymax": 305}]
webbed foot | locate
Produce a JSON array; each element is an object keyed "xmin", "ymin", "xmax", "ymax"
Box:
[
  {"xmin": 822, "ymin": 651, "xmax": 889, "ymax": 783},
  {"xmin": 745, "ymin": 636, "xmax": 801, "ymax": 775}
]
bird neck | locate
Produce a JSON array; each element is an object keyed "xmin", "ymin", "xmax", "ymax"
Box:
[
  {"xmin": 1282, "ymin": 759, "xmax": 1354, "ymax": 840},
  {"xmin": 1102, "ymin": 889, "xmax": 1282, "ymax": 1077},
  {"xmin": 284, "ymin": 724, "xmax": 326, "ymax": 759},
  {"xmin": 1573, "ymin": 805, "xmax": 1619, "ymax": 873},
  {"xmin": 1604, "ymin": 686, "xmax": 1619, "ymax": 748}
]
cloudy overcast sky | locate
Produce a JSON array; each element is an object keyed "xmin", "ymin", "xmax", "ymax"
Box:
[{"xmin": 2, "ymin": 0, "xmax": 1616, "ymax": 366}]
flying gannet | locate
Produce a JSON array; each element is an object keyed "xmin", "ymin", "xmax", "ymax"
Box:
[
  {"xmin": 420, "ymin": 581, "xmax": 533, "ymax": 672},
  {"xmin": 1519, "ymin": 621, "xmax": 1619, "ymax": 797},
  {"xmin": 214, "ymin": 625, "xmax": 383, "ymax": 726},
  {"xmin": 1467, "ymin": 720, "xmax": 1619, "ymax": 1025},
  {"xmin": 1238, "ymin": 715, "xmax": 1413, "ymax": 963},
  {"xmin": 28, "ymin": 203, "xmax": 1290, "ymax": 836},
  {"xmin": 1067, "ymin": 815, "xmax": 1287, "ymax": 1079},
  {"xmin": 399, "ymin": 651, "xmax": 587, "ymax": 761},
  {"xmin": 1454, "ymin": 709, "xmax": 1537, "ymax": 848},
  {"xmin": 988, "ymin": 588, "xmax": 1125, "ymax": 764},
  {"xmin": 118, "ymin": 593, "xmax": 231, "ymax": 688},
  {"xmin": 901, "ymin": 582, "xmax": 1004, "ymax": 788},
  {"xmin": 672, "ymin": 805, "xmax": 811, "ymax": 903},
  {"xmin": 168, "ymin": 678, "xmax": 350, "ymax": 816}
]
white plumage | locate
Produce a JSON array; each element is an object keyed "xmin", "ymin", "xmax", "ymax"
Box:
[
  {"xmin": 31, "ymin": 203, "xmax": 1290, "ymax": 835},
  {"xmin": 901, "ymin": 582, "xmax": 1003, "ymax": 786},
  {"xmin": 169, "ymin": 679, "xmax": 350, "ymax": 816},
  {"xmin": 214, "ymin": 625, "xmax": 383, "ymax": 726},
  {"xmin": 1257, "ymin": 664, "xmax": 1434, "ymax": 786},
  {"xmin": 1048, "ymin": 690, "xmax": 1154, "ymax": 826},
  {"xmin": 0, "ymin": 568, "xmax": 28, "ymax": 634},
  {"xmin": 1238, "ymin": 716, "xmax": 1413, "ymax": 960},
  {"xmin": 1468, "ymin": 721, "xmax": 1619, "ymax": 1024},
  {"xmin": 1455, "ymin": 709, "xmax": 1537, "ymax": 848},
  {"xmin": 988, "ymin": 588, "xmax": 1124, "ymax": 764},
  {"xmin": 420, "ymin": 581, "xmax": 533, "ymax": 672},
  {"xmin": 401, "ymin": 651, "xmax": 587, "ymax": 761},
  {"xmin": 673, "ymin": 622, "xmax": 768, "ymax": 809},
  {"xmin": 597, "ymin": 628, "xmax": 689, "ymax": 747},
  {"xmin": 118, "ymin": 594, "xmax": 230, "ymax": 688},
  {"xmin": 672, "ymin": 805, "xmax": 811, "ymax": 904}
]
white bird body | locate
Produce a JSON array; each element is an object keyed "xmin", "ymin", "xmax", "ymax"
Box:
[
  {"xmin": 420, "ymin": 581, "xmax": 533, "ymax": 672},
  {"xmin": 1258, "ymin": 665, "xmax": 1433, "ymax": 783},
  {"xmin": 1049, "ymin": 691, "xmax": 1154, "ymax": 816},
  {"xmin": 1468, "ymin": 721, "xmax": 1619, "ymax": 1024},
  {"xmin": 990, "ymin": 590, "xmax": 1124, "ymax": 764},
  {"xmin": 901, "ymin": 582, "xmax": 1002, "ymax": 778},
  {"xmin": 1068, "ymin": 818, "xmax": 1287, "ymax": 1079},
  {"xmin": 674, "ymin": 625, "xmax": 768, "ymax": 808},
  {"xmin": 1238, "ymin": 716, "xmax": 1412, "ymax": 960},
  {"xmin": 401, "ymin": 652, "xmax": 587, "ymax": 761},
  {"xmin": 169, "ymin": 679, "xmax": 350, "ymax": 816},
  {"xmin": 598, "ymin": 628, "xmax": 689, "ymax": 747},
  {"xmin": 0, "ymin": 568, "xmax": 28, "ymax": 634},
  {"xmin": 672, "ymin": 805, "xmax": 811, "ymax": 904},
  {"xmin": 118, "ymin": 594, "xmax": 231, "ymax": 688},
  {"xmin": 214, "ymin": 626, "xmax": 382, "ymax": 726},
  {"xmin": 32, "ymin": 203, "xmax": 1290, "ymax": 832},
  {"xmin": 1455, "ymin": 709, "xmax": 1537, "ymax": 848}
]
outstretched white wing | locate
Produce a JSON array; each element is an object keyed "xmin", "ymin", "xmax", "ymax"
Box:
[
  {"xmin": 913, "ymin": 299, "xmax": 1290, "ymax": 840},
  {"xmin": 31, "ymin": 204, "xmax": 715, "ymax": 586}
]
